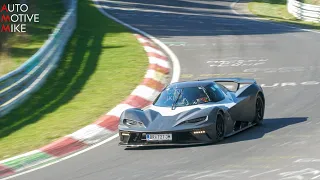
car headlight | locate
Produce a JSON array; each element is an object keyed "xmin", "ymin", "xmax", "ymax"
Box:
[
  {"xmin": 185, "ymin": 116, "xmax": 207, "ymax": 123},
  {"xmin": 177, "ymin": 116, "xmax": 208, "ymax": 126},
  {"xmin": 123, "ymin": 119, "xmax": 145, "ymax": 127}
]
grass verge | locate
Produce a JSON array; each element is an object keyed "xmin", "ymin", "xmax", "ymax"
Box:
[
  {"xmin": 0, "ymin": 0, "xmax": 64, "ymax": 76},
  {"xmin": 0, "ymin": 0, "xmax": 148, "ymax": 159},
  {"xmin": 248, "ymin": 0, "xmax": 320, "ymax": 30}
]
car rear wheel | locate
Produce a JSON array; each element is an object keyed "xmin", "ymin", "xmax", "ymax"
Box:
[
  {"xmin": 253, "ymin": 95, "xmax": 265, "ymax": 125},
  {"xmin": 216, "ymin": 113, "xmax": 225, "ymax": 142}
]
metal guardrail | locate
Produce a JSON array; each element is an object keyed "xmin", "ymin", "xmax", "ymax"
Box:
[
  {"xmin": 288, "ymin": 0, "xmax": 320, "ymax": 23},
  {"xmin": 0, "ymin": 0, "xmax": 77, "ymax": 117}
]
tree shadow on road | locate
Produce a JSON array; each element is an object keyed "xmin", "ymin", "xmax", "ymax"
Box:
[{"xmin": 98, "ymin": 0, "xmax": 316, "ymax": 37}]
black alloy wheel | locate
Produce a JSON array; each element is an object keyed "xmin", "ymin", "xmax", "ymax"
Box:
[
  {"xmin": 216, "ymin": 114, "xmax": 225, "ymax": 141},
  {"xmin": 254, "ymin": 95, "xmax": 265, "ymax": 125}
]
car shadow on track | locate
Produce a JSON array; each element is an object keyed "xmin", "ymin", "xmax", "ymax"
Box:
[
  {"xmin": 219, "ymin": 117, "xmax": 308, "ymax": 144},
  {"xmin": 125, "ymin": 117, "xmax": 308, "ymax": 150}
]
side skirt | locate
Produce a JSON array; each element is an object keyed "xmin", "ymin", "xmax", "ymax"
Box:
[{"xmin": 224, "ymin": 121, "xmax": 256, "ymax": 138}]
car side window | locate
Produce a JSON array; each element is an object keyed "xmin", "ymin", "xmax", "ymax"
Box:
[
  {"xmin": 216, "ymin": 83, "xmax": 229, "ymax": 93},
  {"xmin": 204, "ymin": 84, "xmax": 225, "ymax": 102}
]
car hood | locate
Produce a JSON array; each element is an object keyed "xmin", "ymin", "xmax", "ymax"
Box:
[{"xmin": 119, "ymin": 104, "xmax": 228, "ymax": 131}]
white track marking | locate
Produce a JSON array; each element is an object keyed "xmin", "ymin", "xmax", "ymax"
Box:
[
  {"xmin": 312, "ymin": 175, "xmax": 320, "ymax": 179},
  {"xmin": 178, "ymin": 171, "xmax": 212, "ymax": 179},
  {"xmin": 194, "ymin": 170, "xmax": 249, "ymax": 179},
  {"xmin": 249, "ymin": 169, "xmax": 281, "ymax": 178},
  {"xmin": 1, "ymin": 0, "xmax": 181, "ymax": 179}
]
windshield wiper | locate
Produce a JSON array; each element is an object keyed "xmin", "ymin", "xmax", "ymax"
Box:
[{"xmin": 172, "ymin": 89, "xmax": 183, "ymax": 110}]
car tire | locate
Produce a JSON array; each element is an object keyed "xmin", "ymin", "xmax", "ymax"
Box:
[
  {"xmin": 216, "ymin": 112, "xmax": 225, "ymax": 142},
  {"xmin": 253, "ymin": 94, "xmax": 265, "ymax": 125}
]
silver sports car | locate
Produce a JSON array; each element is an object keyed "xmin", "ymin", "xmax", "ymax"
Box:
[{"xmin": 118, "ymin": 78, "xmax": 265, "ymax": 147}]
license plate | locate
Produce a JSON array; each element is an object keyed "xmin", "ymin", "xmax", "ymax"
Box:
[{"xmin": 146, "ymin": 134, "xmax": 172, "ymax": 141}]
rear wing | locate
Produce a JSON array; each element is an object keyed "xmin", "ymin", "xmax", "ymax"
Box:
[{"xmin": 198, "ymin": 78, "xmax": 257, "ymax": 91}]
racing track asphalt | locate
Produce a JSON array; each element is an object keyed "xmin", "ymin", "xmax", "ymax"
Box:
[{"xmin": 11, "ymin": 0, "xmax": 320, "ymax": 179}]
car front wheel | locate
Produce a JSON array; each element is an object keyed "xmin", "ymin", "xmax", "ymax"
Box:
[{"xmin": 254, "ymin": 95, "xmax": 265, "ymax": 125}]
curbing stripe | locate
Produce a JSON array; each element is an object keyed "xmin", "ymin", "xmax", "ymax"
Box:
[
  {"xmin": 148, "ymin": 64, "xmax": 170, "ymax": 74},
  {"xmin": 142, "ymin": 42, "xmax": 160, "ymax": 50},
  {"xmin": 105, "ymin": 103, "xmax": 135, "ymax": 117},
  {"xmin": 2, "ymin": 152, "xmax": 53, "ymax": 173},
  {"xmin": 94, "ymin": 115, "xmax": 120, "ymax": 131},
  {"xmin": 67, "ymin": 124, "xmax": 113, "ymax": 145},
  {"xmin": 144, "ymin": 69, "xmax": 167, "ymax": 85},
  {"xmin": 135, "ymin": 35, "xmax": 149, "ymax": 42},
  {"xmin": 130, "ymin": 85, "xmax": 161, "ymax": 102},
  {"xmin": 122, "ymin": 95, "xmax": 152, "ymax": 108},
  {"xmin": 0, "ymin": 166, "xmax": 14, "ymax": 177},
  {"xmin": 134, "ymin": 34, "xmax": 147, "ymax": 39},
  {"xmin": 147, "ymin": 52, "xmax": 168, "ymax": 61},
  {"xmin": 39, "ymin": 137, "xmax": 88, "ymax": 157},
  {"xmin": 136, "ymin": 37, "xmax": 150, "ymax": 43},
  {"xmin": 141, "ymin": 78, "xmax": 165, "ymax": 92},
  {"xmin": 0, "ymin": 150, "xmax": 42, "ymax": 165},
  {"xmin": 144, "ymin": 46, "xmax": 166, "ymax": 56},
  {"xmin": 148, "ymin": 56, "xmax": 169, "ymax": 69}
]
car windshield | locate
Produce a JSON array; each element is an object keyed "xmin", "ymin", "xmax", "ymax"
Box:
[{"xmin": 153, "ymin": 86, "xmax": 213, "ymax": 107}]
